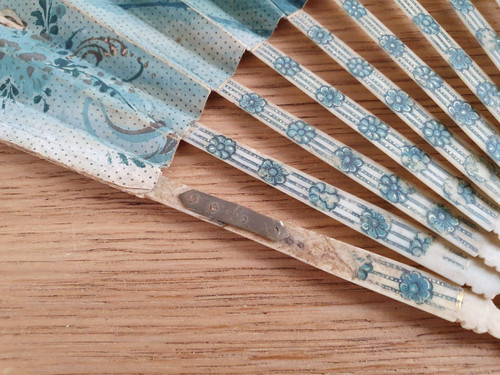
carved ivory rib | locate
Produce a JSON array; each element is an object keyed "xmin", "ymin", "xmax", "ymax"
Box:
[
  {"xmin": 1, "ymin": 101, "xmax": 499, "ymax": 339},
  {"xmin": 332, "ymin": 0, "xmax": 500, "ymax": 170},
  {"xmin": 1, "ymin": 12, "xmax": 499, "ymax": 296},
  {"xmin": 1, "ymin": 0, "xmax": 500, "ymax": 339}
]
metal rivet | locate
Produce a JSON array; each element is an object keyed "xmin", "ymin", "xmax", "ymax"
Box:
[
  {"xmin": 209, "ymin": 203, "xmax": 218, "ymax": 211},
  {"xmin": 187, "ymin": 193, "xmax": 199, "ymax": 203}
]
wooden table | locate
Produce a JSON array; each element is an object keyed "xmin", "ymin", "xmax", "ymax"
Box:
[{"xmin": 1, "ymin": 0, "xmax": 500, "ymax": 373}]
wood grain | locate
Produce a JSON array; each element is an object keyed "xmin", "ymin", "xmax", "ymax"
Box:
[{"xmin": 1, "ymin": 0, "xmax": 500, "ymax": 373}]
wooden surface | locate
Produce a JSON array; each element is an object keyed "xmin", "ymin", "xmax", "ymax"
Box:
[{"xmin": 1, "ymin": 0, "xmax": 500, "ymax": 373}]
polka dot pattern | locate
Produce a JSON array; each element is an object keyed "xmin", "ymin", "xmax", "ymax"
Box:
[
  {"xmin": 183, "ymin": 0, "xmax": 285, "ymax": 49},
  {"xmin": 2, "ymin": 0, "xmax": 211, "ymax": 131},
  {"xmin": 0, "ymin": 26, "xmax": 180, "ymax": 167},
  {"xmin": 0, "ymin": 101, "xmax": 161, "ymax": 192}
]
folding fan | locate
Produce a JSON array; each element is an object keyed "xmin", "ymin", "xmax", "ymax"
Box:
[{"xmin": 0, "ymin": 0, "xmax": 499, "ymax": 338}]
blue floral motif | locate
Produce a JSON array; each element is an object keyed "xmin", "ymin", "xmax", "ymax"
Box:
[
  {"xmin": 358, "ymin": 115, "xmax": 389, "ymax": 141},
  {"xmin": 400, "ymin": 145, "xmax": 431, "ymax": 172},
  {"xmin": 356, "ymin": 262, "xmax": 373, "ymax": 280},
  {"xmin": 117, "ymin": 153, "xmax": 146, "ymax": 169},
  {"xmin": 486, "ymin": 136, "xmax": 500, "ymax": 162},
  {"xmin": 379, "ymin": 35, "xmax": 405, "ymax": 57},
  {"xmin": 409, "ymin": 234, "xmax": 432, "ymax": 257},
  {"xmin": 476, "ymin": 82, "xmax": 500, "ymax": 107},
  {"xmin": 315, "ymin": 86, "xmax": 345, "ymax": 108},
  {"xmin": 239, "ymin": 93, "xmax": 267, "ymax": 114},
  {"xmin": 0, "ymin": 45, "xmax": 51, "ymax": 111},
  {"xmin": 308, "ymin": 182, "xmax": 340, "ymax": 211},
  {"xmin": 422, "ymin": 120, "xmax": 451, "ymax": 148},
  {"xmin": 458, "ymin": 180, "xmax": 476, "ymax": 204},
  {"xmin": 359, "ymin": 209, "xmax": 390, "ymax": 239},
  {"xmin": 273, "ymin": 56, "xmax": 301, "ymax": 76},
  {"xmin": 476, "ymin": 28, "xmax": 500, "ymax": 53},
  {"xmin": 426, "ymin": 205, "xmax": 459, "ymax": 234},
  {"xmin": 443, "ymin": 177, "xmax": 476, "ymax": 205},
  {"xmin": 207, "ymin": 135, "xmax": 236, "ymax": 160},
  {"xmin": 50, "ymin": 54, "xmax": 134, "ymax": 108},
  {"xmin": 342, "ymin": 0, "xmax": 367, "ymax": 19},
  {"xmin": 447, "ymin": 48, "xmax": 472, "ymax": 71},
  {"xmin": 258, "ymin": 159, "xmax": 288, "ymax": 186},
  {"xmin": 448, "ymin": 100, "xmax": 479, "ymax": 126},
  {"xmin": 464, "ymin": 155, "xmax": 489, "ymax": 183},
  {"xmin": 412, "ymin": 14, "xmax": 440, "ymax": 35},
  {"xmin": 412, "ymin": 65, "xmax": 443, "ymax": 91},
  {"xmin": 0, "ymin": 78, "xmax": 19, "ymax": 109},
  {"xmin": 287, "ymin": 121, "xmax": 316, "ymax": 144},
  {"xmin": 398, "ymin": 271, "xmax": 433, "ymax": 304},
  {"xmin": 384, "ymin": 89, "xmax": 414, "ymax": 113},
  {"xmin": 450, "ymin": 0, "xmax": 473, "ymax": 13},
  {"xmin": 334, "ymin": 146, "xmax": 364, "ymax": 173},
  {"xmin": 31, "ymin": 0, "xmax": 66, "ymax": 36},
  {"xmin": 347, "ymin": 57, "xmax": 373, "ymax": 78},
  {"xmin": 378, "ymin": 174, "xmax": 415, "ymax": 203},
  {"xmin": 307, "ymin": 25, "xmax": 333, "ymax": 45}
]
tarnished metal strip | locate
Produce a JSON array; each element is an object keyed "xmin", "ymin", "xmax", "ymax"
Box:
[{"xmin": 179, "ymin": 189, "xmax": 288, "ymax": 241}]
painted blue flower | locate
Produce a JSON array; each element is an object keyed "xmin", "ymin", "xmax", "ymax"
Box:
[
  {"xmin": 356, "ymin": 262, "xmax": 373, "ymax": 280},
  {"xmin": 273, "ymin": 56, "xmax": 301, "ymax": 76},
  {"xmin": 379, "ymin": 34, "xmax": 405, "ymax": 57},
  {"xmin": 307, "ymin": 25, "xmax": 333, "ymax": 45},
  {"xmin": 378, "ymin": 174, "xmax": 415, "ymax": 203},
  {"xmin": 401, "ymin": 145, "xmax": 431, "ymax": 172},
  {"xmin": 0, "ymin": 78, "xmax": 19, "ymax": 109},
  {"xmin": 448, "ymin": 100, "xmax": 479, "ymax": 126},
  {"xmin": 287, "ymin": 121, "xmax": 316, "ymax": 144},
  {"xmin": 486, "ymin": 136, "xmax": 500, "ymax": 162},
  {"xmin": 413, "ymin": 13, "xmax": 440, "ymax": 35},
  {"xmin": 464, "ymin": 155, "xmax": 490, "ymax": 183},
  {"xmin": 422, "ymin": 120, "xmax": 451, "ymax": 148},
  {"xmin": 447, "ymin": 48, "xmax": 472, "ymax": 71},
  {"xmin": 409, "ymin": 234, "xmax": 432, "ymax": 257},
  {"xmin": 334, "ymin": 146, "xmax": 364, "ymax": 173},
  {"xmin": 258, "ymin": 159, "xmax": 288, "ymax": 186},
  {"xmin": 412, "ymin": 65, "xmax": 443, "ymax": 91},
  {"xmin": 360, "ymin": 209, "xmax": 390, "ymax": 239},
  {"xmin": 443, "ymin": 177, "xmax": 476, "ymax": 205},
  {"xmin": 308, "ymin": 182, "xmax": 340, "ymax": 211},
  {"xmin": 476, "ymin": 82, "xmax": 500, "ymax": 107},
  {"xmin": 450, "ymin": 0, "xmax": 473, "ymax": 13},
  {"xmin": 315, "ymin": 86, "xmax": 345, "ymax": 108},
  {"xmin": 476, "ymin": 28, "xmax": 500, "ymax": 53},
  {"xmin": 358, "ymin": 115, "xmax": 389, "ymax": 141},
  {"xmin": 347, "ymin": 57, "xmax": 374, "ymax": 78},
  {"xmin": 0, "ymin": 50, "xmax": 51, "ymax": 111},
  {"xmin": 399, "ymin": 271, "xmax": 433, "ymax": 304},
  {"xmin": 458, "ymin": 180, "xmax": 476, "ymax": 204},
  {"xmin": 207, "ymin": 135, "xmax": 236, "ymax": 160},
  {"xmin": 239, "ymin": 93, "xmax": 267, "ymax": 114},
  {"xmin": 342, "ymin": 0, "xmax": 367, "ymax": 19},
  {"xmin": 426, "ymin": 205, "xmax": 459, "ymax": 234},
  {"xmin": 31, "ymin": 0, "xmax": 67, "ymax": 36},
  {"xmin": 385, "ymin": 89, "xmax": 414, "ymax": 113}
]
